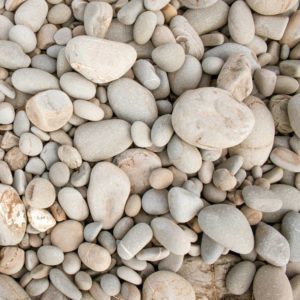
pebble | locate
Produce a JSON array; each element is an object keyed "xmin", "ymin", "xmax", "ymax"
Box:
[
  {"xmin": 288, "ymin": 94, "xmax": 300, "ymax": 137},
  {"xmin": 27, "ymin": 208, "xmax": 56, "ymax": 232},
  {"xmin": 142, "ymin": 189, "xmax": 169, "ymax": 215},
  {"xmin": 50, "ymin": 220, "xmax": 83, "ymax": 252},
  {"xmin": 184, "ymin": 1, "xmax": 229, "ymax": 35},
  {"xmin": 229, "ymin": 96, "xmax": 275, "ymax": 170},
  {"xmin": 282, "ymin": 211, "xmax": 300, "ymax": 262},
  {"xmin": 25, "ymin": 177, "xmax": 56, "ymax": 209},
  {"xmin": 57, "ymin": 145, "xmax": 82, "ymax": 169},
  {"xmin": 172, "ymin": 87, "xmax": 255, "ymax": 150},
  {"xmin": 168, "ymin": 187, "xmax": 203, "ymax": 223},
  {"xmin": 100, "ymin": 274, "xmax": 121, "ymax": 296},
  {"xmin": 118, "ymin": 223, "xmax": 153, "ymax": 260},
  {"xmin": 62, "ymin": 252, "xmax": 81, "ymax": 275},
  {"xmin": 78, "ymin": 242, "xmax": 111, "ymax": 272},
  {"xmin": 74, "ymin": 119, "xmax": 132, "ymax": 162},
  {"xmin": 25, "ymin": 90, "xmax": 73, "ymax": 132},
  {"xmin": 117, "ymin": 266, "xmax": 142, "ymax": 285},
  {"xmin": 58, "ymin": 187, "xmax": 89, "ymax": 221},
  {"xmin": 270, "ymin": 147, "xmax": 300, "ymax": 172},
  {"xmin": 74, "ymin": 271, "xmax": 92, "ymax": 291},
  {"xmin": 49, "ymin": 268, "xmax": 82, "ymax": 300},
  {"xmin": 73, "ymin": 100, "xmax": 104, "ymax": 122},
  {"xmin": 133, "ymin": 11, "xmax": 157, "ymax": 45},
  {"xmin": 151, "ymin": 217, "xmax": 191, "ymax": 255},
  {"xmin": 37, "ymin": 245, "xmax": 64, "ymax": 266},
  {"xmin": 19, "ymin": 132, "xmax": 43, "ymax": 156},
  {"xmin": 108, "ymin": 78, "xmax": 158, "ymax": 126},
  {"xmin": 0, "ymin": 274, "xmax": 30, "ymax": 299},
  {"xmin": 0, "ymin": 102, "xmax": 15, "ymax": 125},
  {"xmin": 131, "ymin": 121, "xmax": 152, "ymax": 148},
  {"xmin": 149, "ymin": 168, "xmax": 173, "ymax": 190},
  {"xmin": 143, "ymin": 271, "xmax": 195, "ymax": 300},
  {"xmin": 151, "ymin": 114, "xmax": 173, "ymax": 148},
  {"xmin": 121, "ymin": 282, "xmax": 141, "ymax": 300},
  {"xmin": 255, "ymin": 222, "xmax": 290, "ymax": 267},
  {"xmin": 158, "ymin": 253, "xmax": 184, "ymax": 272},
  {"xmin": 242, "ymin": 185, "xmax": 282, "ymax": 212},
  {"xmin": 0, "ymin": 246, "xmax": 24, "ymax": 275},
  {"xmin": 0, "ymin": 184, "xmax": 26, "ymax": 245},
  {"xmin": 114, "ymin": 148, "xmax": 161, "ymax": 194},
  {"xmin": 8, "ymin": 25, "xmax": 37, "ymax": 53},
  {"xmin": 87, "ymin": 162, "xmax": 130, "ymax": 229},
  {"xmin": 280, "ymin": 60, "xmax": 300, "ymax": 77},
  {"xmin": 26, "ymin": 279, "xmax": 49, "ymax": 297},
  {"xmin": 246, "ymin": 0, "xmax": 297, "ymax": 15},
  {"xmin": 202, "ymin": 57, "xmax": 224, "ymax": 75},
  {"xmin": 83, "ymin": 222, "xmax": 102, "ymax": 243},
  {"xmin": 281, "ymin": 10, "xmax": 300, "ymax": 48},
  {"xmin": 14, "ymin": 0, "xmax": 48, "ymax": 32},
  {"xmin": 152, "ymin": 43, "xmax": 185, "ymax": 72},
  {"xmin": 84, "ymin": 2, "xmax": 113, "ymax": 38},
  {"xmin": 198, "ymin": 204, "xmax": 254, "ymax": 254},
  {"xmin": 200, "ymin": 233, "xmax": 224, "ymax": 265},
  {"xmin": 65, "ymin": 36, "xmax": 137, "ymax": 84},
  {"xmin": 228, "ymin": 1, "xmax": 254, "ymax": 45},
  {"xmin": 170, "ymin": 15, "xmax": 204, "ymax": 60},
  {"xmin": 253, "ymin": 265, "xmax": 293, "ymax": 300},
  {"xmin": 226, "ymin": 261, "xmax": 256, "ymax": 295},
  {"xmin": 49, "ymin": 162, "xmax": 70, "ymax": 187}
]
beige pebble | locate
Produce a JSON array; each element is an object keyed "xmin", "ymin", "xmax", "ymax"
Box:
[
  {"xmin": 78, "ymin": 242, "xmax": 111, "ymax": 272},
  {"xmin": 8, "ymin": 25, "xmax": 36, "ymax": 53},
  {"xmin": 270, "ymin": 147, "xmax": 300, "ymax": 172},
  {"xmin": 47, "ymin": 3, "xmax": 71, "ymax": 25},
  {"xmin": 133, "ymin": 11, "xmax": 157, "ymax": 45},
  {"xmin": 84, "ymin": 2, "xmax": 113, "ymax": 38},
  {"xmin": 26, "ymin": 90, "xmax": 73, "ymax": 132},
  {"xmin": 281, "ymin": 10, "xmax": 300, "ymax": 48},
  {"xmin": 51, "ymin": 220, "xmax": 83, "ymax": 252},
  {"xmin": 58, "ymin": 145, "xmax": 82, "ymax": 169},
  {"xmin": 149, "ymin": 168, "xmax": 173, "ymax": 190}
]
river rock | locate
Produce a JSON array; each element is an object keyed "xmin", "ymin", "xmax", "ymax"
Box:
[
  {"xmin": 114, "ymin": 148, "xmax": 161, "ymax": 194},
  {"xmin": 168, "ymin": 187, "xmax": 203, "ymax": 223},
  {"xmin": 245, "ymin": 0, "xmax": 297, "ymax": 15},
  {"xmin": 65, "ymin": 36, "xmax": 137, "ymax": 84},
  {"xmin": 198, "ymin": 204, "xmax": 254, "ymax": 254},
  {"xmin": 25, "ymin": 90, "xmax": 73, "ymax": 132},
  {"xmin": 143, "ymin": 271, "xmax": 195, "ymax": 300},
  {"xmin": 151, "ymin": 217, "xmax": 191, "ymax": 255},
  {"xmin": 0, "ymin": 184, "xmax": 26, "ymax": 246},
  {"xmin": 282, "ymin": 211, "xmax": 300, "ymax": 262},
  {"xmin": 172, "ymin": 87, "xmax": 255, "ymax": 150},
  {"xmin": 0, "ymin": 274, "xmax": 30, "ymax": 300},
  {"xmin": 11, "ymin": 68, "xmax": 59, "ymax": 94},
  {"xmin": 87, "ymin": 162, "xmax": 130, "ymax": 229},
  {"xmin": 0, "ymin": 246, "xmax": 25, "ymax": 275},
  {"xmin": 226, "ymin": 261, "xmax": 256, "ymax": 295},
  {"xmin": 108, "ymin": 78, "xmax": 158, "ymax": 126},
  {"xmin": 255, "ymin": 222, "xmax": 290, "ymax": 267},
  {"xmin": 0, "ymin": 41, "xmax": 30, "ymax": 70},
  {"xmin": 288, "ymin": 94, "xmax": 300, "ymax": 137},
  {"xmin": 74, "ymin": 120, "xmax": 132, "ymax": 162},
  {"xmin": 78, "ymin": 242, "xmax": 111, "ymax": 272},
  {"xmin": 253, "ymin": 265, "xmax": 293, "ymax": 300},
  {"xmin": 242, "ymin": 185, "xmax": 282, "ymax": 212},
  {"xmin": 263, "ymin": 184, "xmax": 300, "ymax": 223},
  {"xmin": 229, "ymin": 96, "xmax": 275, "ymax": 170}
]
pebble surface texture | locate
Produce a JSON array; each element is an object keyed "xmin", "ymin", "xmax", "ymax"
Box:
[{"xmin": 0, "ymin": 0, "xmax": 299, "ymax": 299}]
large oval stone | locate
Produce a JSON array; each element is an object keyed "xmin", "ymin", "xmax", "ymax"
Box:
[
  {"xmin": 65, "ymin": 36, "xmax": 137, "ymax": 84},
  {"xmin": 74, "ymin": 119, "xmax": 132, "ymax": 162},
  {"xmin": 198, "ymin": 204, "xmax": 254, "ymax": 254},
  {"xmin": 87, "ymin": 162, "xmax": 130, "ymax": 229},
  {"xmin": 172, "ymin": 87, "xmax": 255, "ymax": 150}
]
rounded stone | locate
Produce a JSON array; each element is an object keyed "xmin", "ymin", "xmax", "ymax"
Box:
[
  {"xmin": 50, "ymin": 220, "xmax": 84, "ymax": 252},
  {"xmin": 0, "ymin": 247, "xmax": 25, "ymax": 275},
  {"xmin": 226, "ymin": 261, "xmax": 256, "ymax": 295},
  {"xmin": 65, "ymin": 36, "xmax": 137, "ymax": 84},
  {"xmin": 242, "ymin": 185, "xmax": 282, "ymax": 212},
  {"xmin": 198, "ymin": 204, "xmax": 254, "ymax": 254},
  {"xmin": 114, "ymin": 148, "xmax": 162, "ymax": 194},
  {"xmin": 253, "ymin": 265, "xmax": 293, "ymax": 300},
  {"xmin": 87, "ymin": 162, "xmax": 130, "ymax": 229},
  {"xmin": 108, "ymin": 78, "xmax": 158, "ymax": 126},
  {"xmin": 37, "ymin": 245, "xmax": 64, "ymax": 266},
  {"xmin": 143, "ymin": 271, "xmax": 195, "ymax": 300},
  {"xmin": 78, "ymin": 242, "xmax": 111, "ymax": 272},
  {"xmin": 172, "ymin": 87, "xmax": 255, "ymax": 150},
  {"xmin": 151, "ymin": 217, "xmax": 191, "ymax": 255},
  {"xmin": 25, "ymin": 90, "xmax": 73, "ymax": 132},
  {"xmin": 0, "ymin": 184, "xmax": 26, "ymax": 246},
  {"xmin": 74, "ymin": 120, "xmax": 132, "ymax": 162}
]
